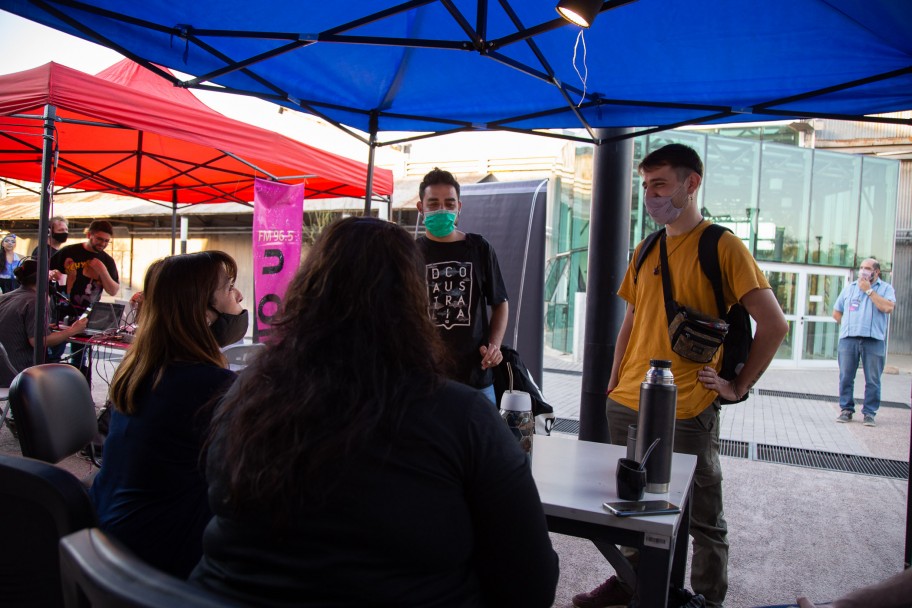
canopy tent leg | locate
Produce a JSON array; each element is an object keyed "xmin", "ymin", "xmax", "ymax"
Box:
[
  {"xmin": 32, "ymin": 104, "xmax": 57, "ymax": 367},
  {"xmin": 906, "ymin": 417, "xmax": 911, "ymax": 568},
  {"xmin": 363, "ymin": 111, "xmax": 379, "ymax": 216},
  {"xmin": 181, "ymin": 216, "xmax": 189, "ymax": 254},
  {"xmin": 171, "ymin": 185, "xmax": 178, "ymax": 255},
  {"xmin": 578, "ymin": 128, "xmax": 633, "ymax": 443}
]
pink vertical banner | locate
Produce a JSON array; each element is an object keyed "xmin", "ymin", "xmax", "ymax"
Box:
[{"xmin": 253, "ymin": 178, "xmax": 304, "ymax": 342}]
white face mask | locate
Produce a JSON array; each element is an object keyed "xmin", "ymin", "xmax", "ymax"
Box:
[{"xmin": 644, "ymin": 182, "xmax": 688, "ymax": 225}]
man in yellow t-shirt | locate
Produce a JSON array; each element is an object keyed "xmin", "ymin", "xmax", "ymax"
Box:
[{"xmin": 573, "ymin": 144, "xmax": 788, "ymax": 608}]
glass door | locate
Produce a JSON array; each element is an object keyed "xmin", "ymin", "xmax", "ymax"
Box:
[{"xmin": 761, "ymin": 263, "xmax": 849, "ymax": 367}]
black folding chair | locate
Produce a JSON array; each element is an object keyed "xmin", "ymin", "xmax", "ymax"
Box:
[
  {"xmin": 59, "ymin": 528, "xmax": 244, "ymax": 608},
  {"xmin": 0, "ymin": 454, "xmax": 97, "ymax": 608}
]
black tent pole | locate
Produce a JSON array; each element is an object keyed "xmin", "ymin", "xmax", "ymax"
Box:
[
  {"xmin": 906, "ymin": 410, "xmax": 911, "ymax": 569},
  {"xmin": 32, "ymin": 104, "xmax": 56, "ymax": 366},
  {"xmin": 578, "ymin": 128, "xmax": 633, "ymax": 443},
  {"xmin": 363, "ymin": 111, "xmax": 378, "ymax": 216},
  {"xmin": 170, "ymin": 185, "xmax": 178, "ymax": 255}
]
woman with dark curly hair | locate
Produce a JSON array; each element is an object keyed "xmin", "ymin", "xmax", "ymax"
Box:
[{"xmin": 192, "ymin": 217, "xmax": 558, "ymax": 607}]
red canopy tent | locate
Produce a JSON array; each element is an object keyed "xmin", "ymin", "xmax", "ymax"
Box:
[
  {"xmin": 0, "ymin": 58, "xmax": 393, "ymax": 365},
  {"xmin": 0, "ymin": 59, "xmax": 393, "ymax": 204}
]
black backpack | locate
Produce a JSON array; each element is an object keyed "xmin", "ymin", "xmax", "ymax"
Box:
[{"xmin": 634, "ymin": 223, "xmax": 752, "ymax": 404}]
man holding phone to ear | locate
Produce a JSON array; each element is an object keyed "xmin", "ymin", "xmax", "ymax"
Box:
[{"xmin": 833, "ymin": 258, "xmax": 895, "ymax": 427}]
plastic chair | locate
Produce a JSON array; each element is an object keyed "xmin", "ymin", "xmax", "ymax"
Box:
[
  {"xmin": 8, "ymin": 364, "xmax": 100, "ymax": 467},
  {"xmin": 0, "ymin": 454, "xmax": 97, "ymax": 608},
  {"xmin": 59, "ymin": 528, "xmax": 244, "ymax": 608},
  {"xmin": 221, "ymin": 342, "xmax": 266, "ymax": 370}
]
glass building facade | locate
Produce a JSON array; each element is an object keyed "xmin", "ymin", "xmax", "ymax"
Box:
[{"xmin": 545, "ymin": 130, "xmax": 900, "ymax": 365}]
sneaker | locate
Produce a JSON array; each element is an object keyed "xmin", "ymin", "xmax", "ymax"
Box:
[
  {"xmin": 863, "ymin": 415, "xmax": 876, "ymax": 427},
  {"xmin": 836, "ymin": 410, "xmax": 853, "ymax": 423},
  {"xmin": 572, "ymin": 576, "xmax": 633, "ymax": 608}
]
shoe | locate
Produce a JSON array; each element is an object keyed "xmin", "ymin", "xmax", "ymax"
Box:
[
  {"xmin": 863, "ymin": 415, "xmax": 876, "ymax": 427},
  {"xmin": 572, "ymin": 576, "xmax": 633, "ymax": 608},
  {"xmin": 836, "ymin": 410, "xmax": 853, "ymax": 423}
]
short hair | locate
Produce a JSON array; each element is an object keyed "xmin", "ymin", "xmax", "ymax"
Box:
[
  {"xmin": 639, "ymin": 143, "xmax": 704, "ymax": 179},
  {"xmin": 419, "ymin": 167, "xmax": 460, "ymax": 200},
  {"xmin": 50, "ymin": 216, "xmax": 67, "ymax": 226},
  {"xmin": 13, "ymin": 258, "xmax": 37, "ymax": 286},
  {"xmin": 88, "ymin": 220, "xmax": 114, "ymax": 235},
  {"xmin": 869, "ymin": 259, "xmax": 881, "ymax": 272}
]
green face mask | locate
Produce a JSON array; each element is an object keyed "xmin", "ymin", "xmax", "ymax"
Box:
[{"xmin": 423, "ymin": 209, "xmax": 457, "ymax": 238}]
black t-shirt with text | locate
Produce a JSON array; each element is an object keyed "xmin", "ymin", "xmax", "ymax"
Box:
[
  {"xmin": 50, "ymin": 243, "xmax": 119, "ymax": 318},
  {"xmin": 418, "ymin": 234, "xmax": 508, "ymax": 388}
]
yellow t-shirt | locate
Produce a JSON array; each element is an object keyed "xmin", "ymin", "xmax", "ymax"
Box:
[{"xmin": 612, "ymin": 221, "xmax": 771, "ymax": 419}]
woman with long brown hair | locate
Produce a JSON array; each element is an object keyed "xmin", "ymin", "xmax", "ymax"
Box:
[
  {"xmin": 192, "ymin": 217, "xmax": 558, "ymax": 606},
  {"xmin": 90, "ymin": 250, "xmax": 248, "ymax": 579}
]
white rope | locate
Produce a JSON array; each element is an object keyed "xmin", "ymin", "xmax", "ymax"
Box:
[
  {"xmin": 572, "ymin": 29, "xmax": 588, "ymax": 107},
  {"xmin": 512, "ymin": 179, "xmax": 548, "ymax": 349}
]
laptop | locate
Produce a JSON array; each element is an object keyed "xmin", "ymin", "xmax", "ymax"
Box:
[{"xmin": 82, "ymin": 302, "xmax": 127, "ymax": 336}]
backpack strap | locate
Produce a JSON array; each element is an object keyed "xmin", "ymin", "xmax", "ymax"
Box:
[
  {"xmin": 698, "ymin": 223, "xmax": 731, "ymax": 318},
  {"xmin": 633, "ymin": 228, "xmax": 665, "ymax": 284}
]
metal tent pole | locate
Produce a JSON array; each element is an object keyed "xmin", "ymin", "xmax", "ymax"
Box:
[
  {"xmin": 170, "ymin": 185, "xmax": 178, "ymax": 255},
  {"xmin": 32, "ymin": 104, "xmax": 57, "ymax": 366},
  {"xmin": 906, "ymin": 414, "xmax": 911, "ymax": 568},
  {"xmin": 578, "ymin": 128, "xmax": 634, "ymax": 443},
  {"xmin": 363, "ymin": 111, "xmax": 378, "ymax": 216}
]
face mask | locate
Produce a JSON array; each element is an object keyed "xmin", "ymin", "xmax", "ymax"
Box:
[
  {"xmin": 52, "ymin": 232, "xmax": 69, "ymax": 243},
  {"xmin": 423, "ymin": 209, "xmax": 457, "ymax": 238},
  {"xmin": 859, "ymin": 269, "xmax": 873, "ymax": 281},
  {"xmin": 210, "ymin": 309, "xmax": 249, "ymax": 347},
  {"xmin": 644, "ymin": 182, "xmax": 688, "ymax": 225}
]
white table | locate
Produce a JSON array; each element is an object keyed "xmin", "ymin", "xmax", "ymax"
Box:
[{"xmin": 531, "ymin": 435, "xmax": 697, "ymax": 607}]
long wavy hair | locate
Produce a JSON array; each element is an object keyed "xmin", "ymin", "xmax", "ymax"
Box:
[
  {"xmin": 210, "ymin": 217, "xmax": 445, "ymax": 518},
  {"xmin": 108, "ymin": 251, "xmax": 236, "ymax": 415}
]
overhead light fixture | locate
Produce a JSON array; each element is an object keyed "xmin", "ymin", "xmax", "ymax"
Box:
[{"xmin": 556, "ymin": 0, "xmax": 603, "ymax": 28}]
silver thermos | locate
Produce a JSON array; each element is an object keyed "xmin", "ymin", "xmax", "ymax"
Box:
[{"xmin": 635, "ymin": 359, "xmax": 677, "ymax": 493}]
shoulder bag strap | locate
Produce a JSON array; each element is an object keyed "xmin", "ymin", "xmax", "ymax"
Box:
[{"xmin": 658, "ymin": 233, "xmax": 677, "ymax": 324}]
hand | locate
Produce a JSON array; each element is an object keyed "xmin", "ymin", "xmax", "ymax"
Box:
[
  {"xmin": 49, "ymin": 269, "xmax": 63, "ymax": 282},
  {"xmin": 606, "ymin": 378, "xmax": 618, "ymax": 395},
  {"xmin": 479, "ymin": 343, "xmax": 503, "ymax": 370},
  {"xmin": 68, "ymin": 317, "xmax": 89, "ymax": 334},
  {"xmin": 87, "ymin": 258, "xmax": 107, "ymax": 275},
  {"xmin": 857, "ymin": 276, "xmax": 871, "ymax": 292},
  {"xmin": 697, "ymin": 366, "xmax": 740, "ymax": 401}
]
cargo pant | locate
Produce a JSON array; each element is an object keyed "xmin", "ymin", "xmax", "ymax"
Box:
[{"xmin": 606, "ymin": 397, "xmax": 729, "ymax": 607}]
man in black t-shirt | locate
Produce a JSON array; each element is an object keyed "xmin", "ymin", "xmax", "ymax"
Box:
[
  {"xmin": 50, "ymin": 219, "xmax": 120, "ymax": 319},
  {"xmin": 49, "ymin": 219, "xmax": 120, "ymax": 372},
  {"xmin": 416, "ymin": 168, "xmax": 508, "ymax": 403}
]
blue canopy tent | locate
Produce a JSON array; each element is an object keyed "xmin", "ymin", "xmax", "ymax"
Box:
[{"xmin": 3, "ymin": 0, "xmax": 911, "ymax": 565}]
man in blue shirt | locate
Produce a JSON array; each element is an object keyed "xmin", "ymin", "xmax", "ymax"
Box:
[{"xmin": 833, "ymin": 258, "xmax": 896, "ymax": 426}]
